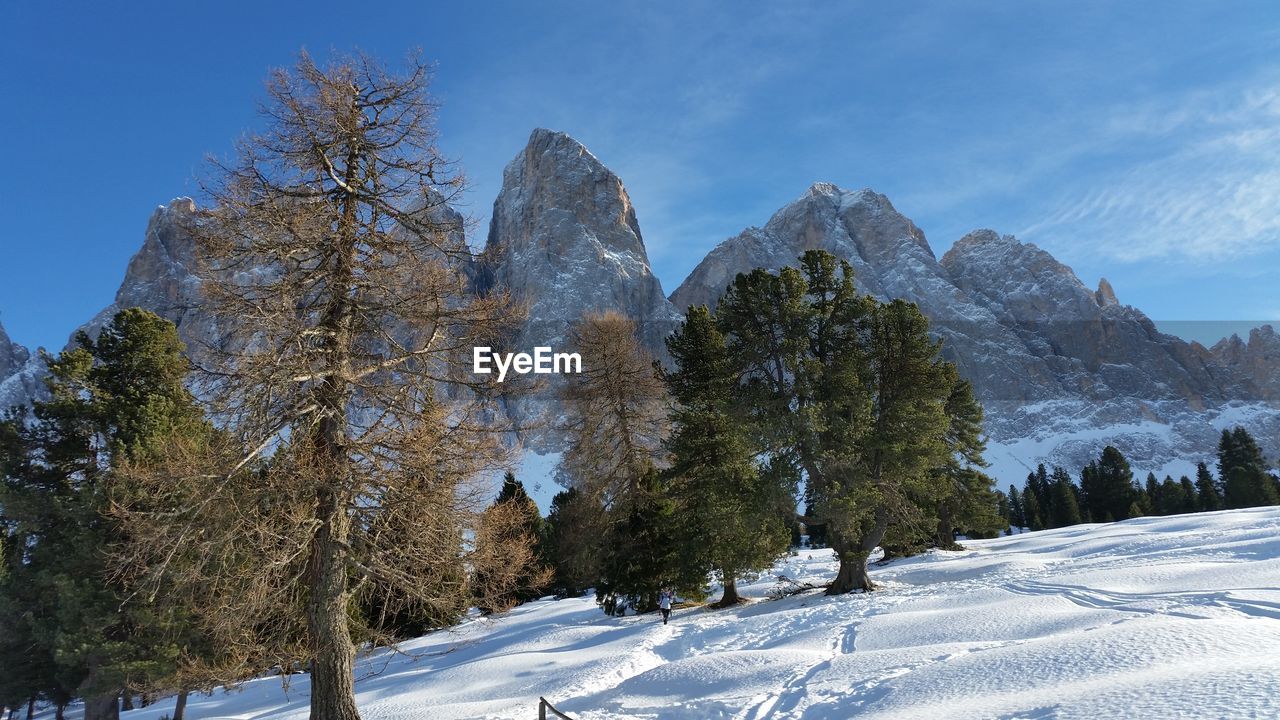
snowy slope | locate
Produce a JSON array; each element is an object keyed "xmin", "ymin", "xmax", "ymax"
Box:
[{"xmin": 39, "ymin": 507, "xmax": 1280, "ymax": 720}]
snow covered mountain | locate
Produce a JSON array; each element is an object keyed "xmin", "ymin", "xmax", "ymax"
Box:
[
  {"xmin": 0, "ymin": 132, "xmax": 1276, "ymax": 482},
  {"xmin": 481, "ymin": 128, "xmax": 682, "ymax": 358},
  {"xmin": 671, "ymin": 183, "xmax": 1280, "ymax": 479},
  {"xmin": 0, "ymin": 321, "xmax": 41, "ymax": 411},
  {"xmin": 32, "ymin": 507, "xmax": 1280, "ymax": 719}
]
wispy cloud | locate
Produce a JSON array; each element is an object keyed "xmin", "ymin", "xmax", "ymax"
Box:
[{"xmin": 1022, "ymin": 77, "xmax": 1280, "ymax": 262}]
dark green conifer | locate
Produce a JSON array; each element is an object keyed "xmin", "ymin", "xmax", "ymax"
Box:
[
  {"xmin": 1047, "ymin": 467, "xmax": 1082, "ymax": 528},
  {"xmin": 1219, "ymin": 427, "xmax": 1278, "ymax": 508},
  {"xmin": 664, "ymin": 305, "xmax": 790, "ymax": 606},
  {"xmin": 1195, "ymin": 462, "xmax": 1221, "ymax": 511}
]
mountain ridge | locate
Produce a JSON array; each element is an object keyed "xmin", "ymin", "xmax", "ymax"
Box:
[{"xmin": 1, "ymin": 128, "xmax": 1275, "ymax": 479}]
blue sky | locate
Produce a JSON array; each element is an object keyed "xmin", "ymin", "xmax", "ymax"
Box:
[{"xmin": 2, "ymin": 1, "xmax": 1279, "ymax": 351}]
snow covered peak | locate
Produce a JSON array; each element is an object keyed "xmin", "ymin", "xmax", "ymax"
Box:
[
  {"xmin": 0, "ymin": 320, "xmax": 28, "ymax": 378},
  {"xmin": 804, "ymin": 181, "xmax": 842, "ymax": 197},
  {"xmin": 489, "ymin": 128, "xmax": 648, "ymax": 261},
  {"xmin": 670, "ymin": 182, "xmax": 936, "ymax": 311},
  {"xmin": 482, "ymin": 129, "xmax": 683, "ymax": 446},
  {"xmin": 0, "ymin": 320, "xmax": 42, "ymax": 410},
  {"xmin": 945, "ymin": 228, "xmax": 1012, "ymax": 254}
]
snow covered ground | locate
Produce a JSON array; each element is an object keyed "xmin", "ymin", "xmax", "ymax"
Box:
[{"xmin": 41, "ymin": 507, "xmax": 1280, "ymax": 719}]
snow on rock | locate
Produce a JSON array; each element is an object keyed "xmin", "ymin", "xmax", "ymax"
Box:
[
  {"xmin": 671, "ymin": 185, "xmax": 1279, "ymax": 481},
  {"xmin": 5, "ymin": 138, "xmax": 1277, "ymax": 482},
  {"xmin": 0, "ymin": 320, "xmax": 42, "ymax": 409},
  {"xmin": 42, "ymin": 507, "xmax": 1280, "ymax": 720},
  {"xmin": 481, "ymin": 129, "xmax": 682, "ymax": 446},
  {"xmin": 483, "ymin": 128, "xmax": 682, "ymax": 358}
]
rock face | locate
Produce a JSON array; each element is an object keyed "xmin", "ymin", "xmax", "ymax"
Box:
[
  {"xmin": 1213, "ymin": 326, "xmax": 1280, "ymax": 402},
  {"xmin": 0, "ymin": 322, "xmax": 41, "ymax": 411},
  {"xmin": 481, "ymin": 129, "xmax": 682, "ymax": 444},
  {"xmin": 484, "ymin": 129, "xmax": 681, "ymax": 358},
  {"xmin": 78, "ymin": 198, "xmax": 217, "ymax": 353},
  {"xmin": 3, "ymin": 134, "xmax": 1277, "ymax": 482},
  {"xmin": 0, "ymin": 322, "xmax": 29, "ymax": 383},
  {"xmin": 672, "ymin": 183, "xmax": 1279, "ymax": 479}
]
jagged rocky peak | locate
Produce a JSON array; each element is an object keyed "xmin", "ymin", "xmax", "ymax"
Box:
[
  {"xmin": 1212, "ymin": 325, "xmax": 1280, "ymax": 400},
  {"xmin": 1096, "ymin": 277, "xmax": 1119, "ymax": 307},
  {"xmin": 79, "ymin": 198, "xmax": 205, "ymax": 345},
  {"xmin": 940, "ymin": 229, "xmax": 1104, "ymax": 319},
  {"xmin": 484, "ymin": 128, "xmax": 681, "ymax": 355},
  {"xmin": 941, "ymin": 228, "xmax": 1233, "ymax": 401},
  {"xmin": 670, "ymin": 182, "xmax": 936, "ymax": 311},
  {"xmin": 0, "ymin": 320, "xmax": 30, "ymax": 379},
  {"xmin": 0, "ymin": 320, "xmax": 43, "ymax": 410}
]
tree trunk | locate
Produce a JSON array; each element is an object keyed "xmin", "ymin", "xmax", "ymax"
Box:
[
  {"xmin": 82, "ymin": 694, "xmax": 119, "ymax": 720},
  {"xmin": 936, "ymin": 502, "xmax": 958, "ymax": 549},
  {"xmin": 827, "ymin": 550, "xmax": 872, "ymax": 594},
  {"xmin": 827, "ymin": 504, "xmax": 889, "ymax": 594},
  {"xmin": 717, "ymin": 576, "xmax": 740, "ymax": 607},
  {"xmin": 55, "ymin": 702, "xmax": 66, "ymax": 720},
  {"xmin": 24, "ymin": 697, "xmax": 33, "ymax": 720},
  {"xmin": 306, "ymin": 480, "xmax": 360, "ymax": 720},
  {"xmin": 121, "ymin": 693, "xmax": 134, "ymax": 711},
  {"xmin": 304, "ymin": 141, "xmax": 362, "ymax": 720},
  {"xmin": 172, "ymin": 689, "xmax": 189, "ymax": 720}
]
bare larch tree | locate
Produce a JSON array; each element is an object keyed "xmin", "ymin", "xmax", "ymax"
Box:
[
  {"xmin": 112, "ymin": 51, "xmax": 531, "ymax": 720},
  {"xmin": 555, "ymin": 311, "xmax": 670, "ymax": 510}
]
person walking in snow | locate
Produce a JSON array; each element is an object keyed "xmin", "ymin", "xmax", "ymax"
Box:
[{"xmin": 658, "ymin": 588, "xmax": 673, "ymax": 625}]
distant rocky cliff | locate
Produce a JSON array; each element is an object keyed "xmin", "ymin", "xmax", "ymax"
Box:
[
  {"xmin": 0, "ymin": 322, "xmax": 40, "ymax": 411},
  {"xmin": 1, "ymin": 132, "xmax": 1275, "ymax": 481},
  {"xmin": 482, "ymin": 129, "xmax": 682, "ymax": 357},
  {"xmin": 672, "ymin": 183, "xmax": 1278, "ymax": 477}
]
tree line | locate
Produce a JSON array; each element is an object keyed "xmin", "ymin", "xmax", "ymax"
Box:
[
  {"xmin": 472, "ymin": 249, "xmax": 1005, "ymax": 619},
  {"xmin": 1004, "ymin": 430, "xmax": 1279, "ymax": 532}
]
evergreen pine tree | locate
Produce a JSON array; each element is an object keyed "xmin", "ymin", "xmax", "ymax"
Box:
[
  {"xmin": 1023, "ymin": 491, "xmax": 1045, "ymax": 531},
  {"xmin": 1195, "ymin": 462, "xmax": 1221, "ymax": 511},
  {"xmin": 1156, "ymin": 476, "xmax": 1188, "ymax": 516},
  {"xmin": 995, "ymin": 490, "xmax": 1011, "ymax": 534},
  {"xmin": 542, "ymin": 487, "xmax": 604, "ymax": 598},
  {"xmin": 1144, "ymin": 472, "xmax": 1161, "ymax": 515},
  {"xmin": 1007, "ymin": 485, "xmax": 1025, "ymax": 531},
  {"xmin": 595, "ymin": 471, "xmax": 680, "ymax": 614},
  {"xmin": 932, "ymin": 375, "xmax": 1000, "ymax": 547},
  {"xmin": 1085, "ymin": 447, "xmax": 1136, "ymax": 521},
  {"xmin": 1047, "ymin": 467, "xmax": 1082, "ymax": 528},
  {"xmin": 803, "ymin": 495, "xmax": 829, "ymax": 548},
  {"xmin": 716, "ymin": 252, "xmax": 958, "ymax": 593},
  {"xmin": 1025, "ymin": 465, "xmax": 1051, "ymax": 525},
  {"xmin": 0, "ymin": 309, "xmax": 212, "ymax": 720},
  {"xmin": 1219, "ymin": 427, "xmax": 1279, "ymax": 508},
  {"xmin": 1177, "ymin": 476, "xmax": 1198, "ymax": 514},
  {"xmin": 664, "ymin": 305, "xmax": 790, "ymax": 606}
]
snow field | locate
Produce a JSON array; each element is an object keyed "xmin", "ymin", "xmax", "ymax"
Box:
[{"xmin": 42, "ymin": 507, "xmax": 1280, "ymax": 720}]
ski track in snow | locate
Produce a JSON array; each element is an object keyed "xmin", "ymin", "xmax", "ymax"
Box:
[{"xmin": 32, "ymin": 507, "xmax": 1280, "ymax": 720}]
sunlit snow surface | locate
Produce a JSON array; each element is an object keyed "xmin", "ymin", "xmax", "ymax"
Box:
[{"xmin": 44, "ymin": 508, "xmax": 1280, "ymax": 719}]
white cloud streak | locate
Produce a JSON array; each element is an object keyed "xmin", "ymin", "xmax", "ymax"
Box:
[{"xmin": 1023, "ymin": 79, "xmax": 1280, "ymax": 262}]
